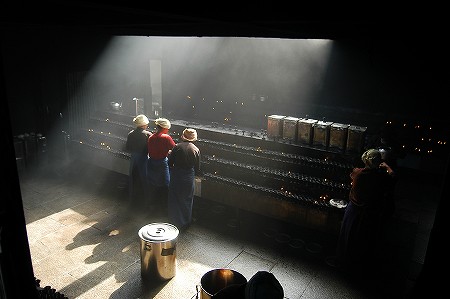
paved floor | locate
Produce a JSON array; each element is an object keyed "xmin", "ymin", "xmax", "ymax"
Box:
[{"xmin": 19, "ymin": 159, "xmax": 440, "ymax": 299}]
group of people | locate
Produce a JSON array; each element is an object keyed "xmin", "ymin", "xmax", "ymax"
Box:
[
  {"xmin": 125, "ymin": 114, "xmax": 200, "ymax": 231},
  {"xmin": 127, "ymin": 114, "xmax": 398, "ymax": 274}
]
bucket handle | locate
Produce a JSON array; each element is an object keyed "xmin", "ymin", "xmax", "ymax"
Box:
[
  {"xmin": 195, "ymin": 285, "xmax": 200, "ymax": 299},
  {"xmin": 144, "ymin": 245, "xmax": 176, "ymax": 255},
  {"xmin": 161, "ymin": 245, "xmax": 176, "ymax": 256}
]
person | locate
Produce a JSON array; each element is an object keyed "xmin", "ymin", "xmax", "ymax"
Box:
[
  {"xmin": 327, "ymin": 148, "xmax": 396, "ymax": 276},
  {"xmin": 168, "ymin": 128, "xmax": 200, "ymax": 231},
  {"xmin": 147, "ymin": 118, "xmax": 175, "ymax": 210},
  {"xmin": 125, "ymin": 114, "xmax": 152, "ymax": 210}
]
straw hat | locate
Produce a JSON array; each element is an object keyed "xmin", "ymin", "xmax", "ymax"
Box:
[
  {"xmin": 133, "ymin": 114, "xmax": 149, "ymax": 127},
  {"xmin": 181, "ymin": 128, "xmax": 197, "ymax": 142},
  {"xmin": 155, "ymin": 118, "xmax": 171, "ymax": 129}
]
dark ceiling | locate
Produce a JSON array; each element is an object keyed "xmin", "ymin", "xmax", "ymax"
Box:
[{"xmin": 1, "ymin": 2, "xmax": 446, "ymax": 40}]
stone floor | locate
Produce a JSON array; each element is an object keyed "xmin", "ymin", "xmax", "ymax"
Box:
[{"xmin": 19, "ymin": 160, "xmax": 440, "ymax": 298}]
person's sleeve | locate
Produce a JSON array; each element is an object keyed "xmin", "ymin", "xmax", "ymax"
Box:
[
  {"xmin": 169, "ymin": 137, "xmax": 176, "ymax": 148},
  {"xmin": 168, "ymin": 145, "xmax": 176, "ymax": 167},
  {"xmin": 125, "ymin": 133, "xmax": 131, "ymax": 152}
]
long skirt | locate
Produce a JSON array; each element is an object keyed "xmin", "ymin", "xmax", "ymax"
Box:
[
  {"xmin": 147, "ymin": 157, "xmax": 170, "ymax": 187},
  {"xmin": 336, "ymin": 201, "xmax": 382, "ymax": 272},
  {"xmin": 128, "ymin": 153, "xmax": 148, "ymax": 204},
  {"xmin": 168, "ymin": 167, "xmax": 195, "ymax": 230}
]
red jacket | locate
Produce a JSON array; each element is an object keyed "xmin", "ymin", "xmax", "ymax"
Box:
[{"xmin": 147, "ymin": 132, "xmax": 175, "ymax": 159}]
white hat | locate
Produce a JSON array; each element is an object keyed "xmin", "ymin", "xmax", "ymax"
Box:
[
  {"xmin": 181, "ymin": 128, "xmax": 197, "ymax": 142},
  {"xmin": 133, "ymin": 114, "xmax": 149, "ymax": 127},
  {"xmin": 155, "ymin": 118, "xmax": 171, "ymax": 129}
]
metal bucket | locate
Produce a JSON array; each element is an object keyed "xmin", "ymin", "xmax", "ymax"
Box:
[
  {"xmin": 138, "ymin": 223, "xmax": 179, "ymax": 280},
  {"xmin": 198, "ymin": 268, "xmax": 247, "ymax": 299}
]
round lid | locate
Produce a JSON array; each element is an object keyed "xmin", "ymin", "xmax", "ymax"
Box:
[{"xmin": 138, "ymin": 223, "xmax": 179, "ymax": 242}]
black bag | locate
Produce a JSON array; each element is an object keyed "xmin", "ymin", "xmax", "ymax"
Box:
[{"xmin": 245, "ymin": 271, "xmax": 284, "ymax": 299}]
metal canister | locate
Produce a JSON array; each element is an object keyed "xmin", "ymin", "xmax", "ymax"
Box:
[
  {"xmin": 198, "ymin": 268, "xmax": 247, "ymax": 299},
  {"xmin": 138, "ymin": 222, "xmax": 179, "ymax": 280},
  {"xmin": 313, "ymin": 121, "xmax": 333, "ymax": 148},
  {"xmin": 282, "ymin": 116, "xmax": 299, "ymax": 142},
  {"xmin": 346, "ymin": 125, "xmax": 367, "ymax": 153},
  {"xmin": 267, "ymin": 115, "xmax": 286, "ymax": 138},
  {"xmin": 297, "ymin": 118, "xmax": 317, "ymax": 145},
  {"xmin": 329, "ymin": 123, "xmax": 349, "ymax": 151}
]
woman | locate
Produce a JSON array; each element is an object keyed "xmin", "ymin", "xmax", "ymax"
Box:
[
  {"xmin": 331, "ymin": 148, "xmax": 396, "ymax": 274},
  {"xmin": 168, "ymin": 128, "xmax": 200, "ymax": 231},
  {"xmin": 147, "ymin": 118, "xmax": 175, "ymax": 208},
  {"xmin": 125, "ymin": 114, "xmax": 151, "ymax": 209}
]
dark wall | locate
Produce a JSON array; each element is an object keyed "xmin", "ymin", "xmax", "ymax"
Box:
[
  {"xmin": 2, "ymin": 31, "xmax": 112, "ymax": 135},
  {"xmin": 321, "ymin": 40, "xmax": 447, "ymax": 121}
]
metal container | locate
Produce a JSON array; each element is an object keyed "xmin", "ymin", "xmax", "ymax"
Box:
[
  {"xmin": 346, "ymin": 125, "xmax": 367, "ymax": 153},
  {"xmin": 198, "ymin": 268, "xmax": 247, "ymax": 299},
  {"xmin": 282, "ymin": 116, "xmax": 299, "ymax": 141},
  {"xmin": 138, "ymin": 222, "xmax": 179, "ymax": 280},
  {"xmin": 267, "ymin": 115, "xmax": 285, "ymax": 138},
  {"xmin": 312, "ymin": 121, "xmax": 333, "ymax": 148},
  {"xmin": 297, "ymin": 118, "xmax": 317, "ymax": 145},
  {"xmin": 329, "ymin": 123, "xmax": 349, "ymax": 151}
]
